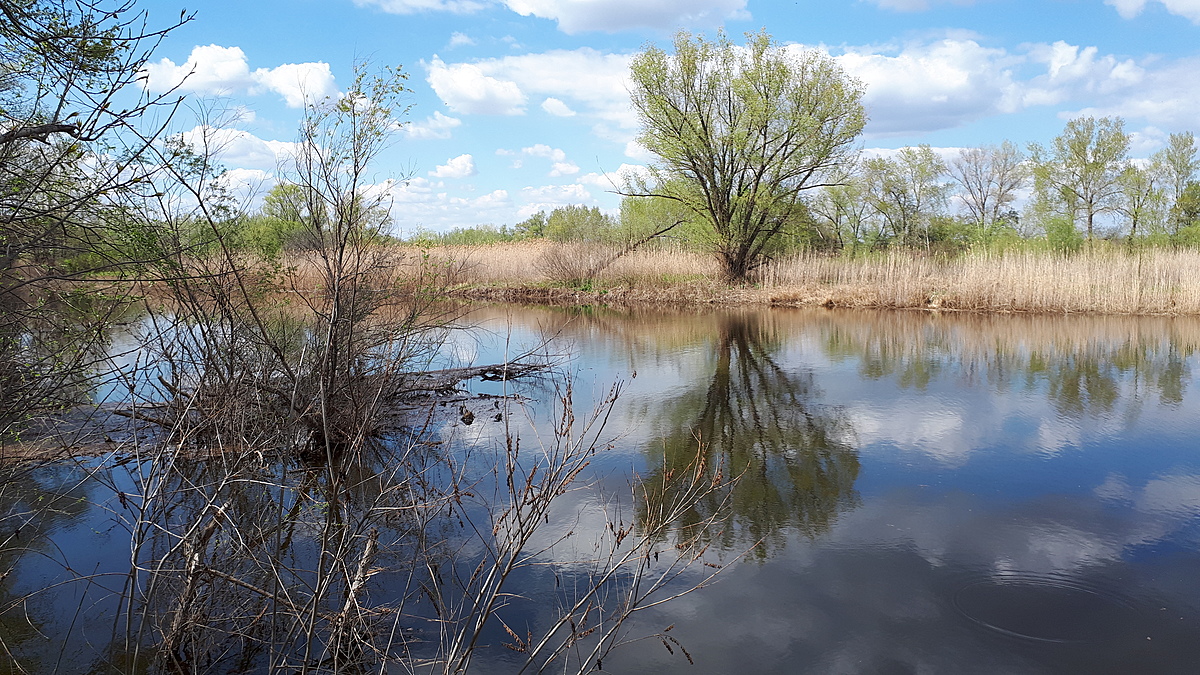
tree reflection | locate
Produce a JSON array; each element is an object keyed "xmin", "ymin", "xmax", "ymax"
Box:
[{"xmin": 638, "ymin": 313, "xmax": 860, "ymax": 559}]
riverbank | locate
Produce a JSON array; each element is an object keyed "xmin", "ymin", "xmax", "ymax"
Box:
[{"xmin": 404, "ymin": 242, "xmax": 1200, "ymax": 315}]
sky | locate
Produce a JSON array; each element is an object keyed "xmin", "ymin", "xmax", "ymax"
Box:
[{"xmin": 136, "ymin": 0, "xmax": 1200, "ymax": 234}]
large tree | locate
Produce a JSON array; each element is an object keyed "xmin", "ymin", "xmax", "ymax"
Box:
[
  {"xmin": 1029, "ymin": 116, "xmax": 1130, "ymax": 241},
  {"xmin": 628, "ymin": 30, "xmax": 866, "ymax": 282}
]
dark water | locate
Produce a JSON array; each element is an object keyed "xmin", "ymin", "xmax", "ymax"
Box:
[{"xmin": 5, "ymin": 305, "xmax": 1200, "ymax": 673}]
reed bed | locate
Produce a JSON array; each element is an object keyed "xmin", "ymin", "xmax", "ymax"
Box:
[
  {"xmin": 763, "ymin": 248, "xmax": 1200, "ymax": 315},
  {"xmin": 274, "ymin": 244, "xmax": 1200, "ymax": 315}
]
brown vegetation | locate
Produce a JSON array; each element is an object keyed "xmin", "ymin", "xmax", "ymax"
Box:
[{"xmin": 416, "ymin": 241, "xmax": 1200, "ymax": 315}]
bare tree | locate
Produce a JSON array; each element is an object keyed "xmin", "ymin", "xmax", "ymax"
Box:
[{"xmin": 949, "ymin": 140, "xmax": 1027, "ymax": 233}]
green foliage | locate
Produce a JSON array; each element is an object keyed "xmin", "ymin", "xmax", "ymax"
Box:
[
  {"xmin": 544, "ymin": 204, "xmax": 618, "ymax": 242},
  {"xmin": 1029, "ymin": 116, "xmax": 1130, "ymax": 241},
  {"xmin": 514, "ymin": 211, "xmax": 547, "ymax": 238},
  {"xmin": 864, "ymin": 145, "xmax": 953, "ymax": 250},
  {"xmin": 629, "ymin": 29, "xmax": 866, "ymax": 281},
  {"xmin": 433, "ymin": 224, "xmax": 517, "ymax": 246},
  {"xmin": 1045, "ymin": 215, "xmax": 1084, "ymax": 253}
]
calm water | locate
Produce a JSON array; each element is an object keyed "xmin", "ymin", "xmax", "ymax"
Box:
[{"xmin": 5, "ymin": 305, "xmax": 1200, "ymax": 673}]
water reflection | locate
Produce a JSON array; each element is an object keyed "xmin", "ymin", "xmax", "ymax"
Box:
[
  {"xmin": 6, "ymin": 304, "xmax": 1200, "ymax": 673},
  {"xmin": 636, "ymin": 312, "xmax": 860, "ymax": 558}
]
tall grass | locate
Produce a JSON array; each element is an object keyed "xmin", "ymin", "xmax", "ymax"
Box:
[
  {"xmin": 763, "ymin": 248, "xmax": 1200, "ymax": 314},
  {"xmin": 401, "ymin": 241, "xmax": 1200, "ymax": 315}
]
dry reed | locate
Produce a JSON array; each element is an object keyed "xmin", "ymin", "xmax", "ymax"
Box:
[
  {"xmin": 265, "ymin": 244, "xmax": 1200, "ymax": 315},
  {"xmin": 407, "ymin": 243, "xmax": 1200, "ymax": 315}
]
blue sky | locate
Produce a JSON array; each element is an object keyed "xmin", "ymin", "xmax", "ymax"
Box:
[{"xmin": 139, "ymin": 0, "xmax": 1200, "ymax": 233}]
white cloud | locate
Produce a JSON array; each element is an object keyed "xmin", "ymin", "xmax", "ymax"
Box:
[
  {"xmin": 541, "ymin": 97, "xmax": 576, "ymax": 117},
  {"xmin": 426, "ymin": 56, "xmax": 527, "ymax": 115},
  {"xmin": 1106, "ymin": 0, "xmax": 1200, "ymax": 22},
  {"xmin": 374, "ymin": 181, "xmax": 515, "ymax": 232},
  {"xmin": 352, "ymin": 0, "xmax": 488, "ymax": 14},
  {"xmin": 448, "ymin": 31, "xmax": 476, "ymax": 48},
  {"xmin": 519, "ymin": 144, "xmax": 580, "ymax": 176},
  {"xmin": 177, "ymin": 125, "xmax": 301, "ymax": 171},
  {"xmin": 425, "ymin": 49, "xmax": 635, "ymax": 130},
  {"xmin": 624, "ymin": 140, "xmax": 654, "ymax": 161},
  {"xmin": 1058, "ymin": 55, "xmax": 1200, "ymax": 130},
  {"xmin": 517, "ymin": 183, "xmax": 593, "ymax": 217},
  {"xmin": 216, "ymin": 168, "xmax": 277, "ymax": 208},
  {"xmin": 251, "ymin": 62, "xmax": 337, "ymax": 108},
  {"xmin": 503, "ymin": 0, "xmax": 749, "ymax": 33},
  {"xmin": 789, "ymin": 37, "xmax": 1170, "ymax": 137},
  {"xmin": 404, "ymin": 111, "xmax": 463, "ymax": 140},
  {"xmin": 430, "ymin": 153, "xmax": 478, "ymax": 179},
  {"xmin": 827, "ymin": 39, "xmax": 1023, "ymax": 135},
  {"xmin": 141, "ymin": 45, "xmax": 337, "ymax": 108}
]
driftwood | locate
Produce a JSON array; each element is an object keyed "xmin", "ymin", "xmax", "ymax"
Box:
[{"xmin": 397, "ymin": 362, "xmax": 546, "ymax": 396}]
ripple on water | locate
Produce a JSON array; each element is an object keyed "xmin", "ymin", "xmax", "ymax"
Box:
[{"xmin": 952, "ymin": 572, "xmax": 1141, "ymax": 643}]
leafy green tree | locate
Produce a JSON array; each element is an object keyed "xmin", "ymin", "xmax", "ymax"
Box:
[
  {"xmin": 808, "ymin": 172, "xmax": 875, "ymax": 253},
  {"xmin": 1153, "ymin": 132, "xmax": 1200, "ymax": 235},
  {"xmin": 514, "ymin": 211, "xmax": 547, "ymax": 238},
  {"xmin": 628, "ymin": 30, "xmax": 866, "ymax": 281},
  {"xmin": 1116, "ymin": 164, "xmax": 1166, "ymax": 240},
  {"xmin": 262, "ymin": 182, "xmax": 308, "ymax": 224},
  {"xmin": 1029, "ymin": 116, "xmax": 1130, "ymax": 241},
  {"xmin": 864, "ymin": 145, "xmax": 952, "ymax": 249},
  {"xmin": 543, "ymin": 204, "xmax": 618, "ymax": 242}
]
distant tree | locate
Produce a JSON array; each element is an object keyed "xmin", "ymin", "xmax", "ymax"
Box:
[
  {"xmin": 628, "ymin": 30, "xmax": 866, "ymax": 281},
  {"xmin": 949, "ymin": 141, "xmax": 1028, "ymax": 233},
  {"xmin": 544, "ymin": 204, "xmax": 617, "ymax": 242},
  {"xmin": 262, "ymin": 182, "xmax": 307, "ymax": 224},
  {"xmin": 514, "ymin": 211, "xmax": 547, "ymax": 238},
  {"xmin": 1152, "ymin": 132, "xmax": 1200, "ymax": 235},
  {"xmin": 808, "ymin": 176, "xmax": 872, "ymax": 253},
  {"xmin": 1029, "ymin": 116, "xmax": 1130, "ymax": 241},
  {"xmin": 864, "ymin": 146, "xmax": 952, "ymax": 249},
  {"xmin": 1116, "ymin": 164, "xmax": 1166, "ymax": 240}
]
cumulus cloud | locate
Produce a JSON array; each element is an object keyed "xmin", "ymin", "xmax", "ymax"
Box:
[
  {"xmin": 425, "ymin": 48, "xmax": 636, "ymax": 138},
  {"xmin": 1106, "ymin": 0, "xmax": 1200, "ymax": 22},
  {"xmin": 503, "ymin": 0, "xmax": 748, "ymax": 33},
  {"xmin": 825, "ymin": 38, "xmax": 1022, "ymax": 135},
  {"xmin": 1058, "ymin": 55, "xmax": 1200, "ymax": 130},
  {"xmin": 579, "ymin": 163, "xmax": 649, "ymax": 190},
  {"xmin": 426, "ymin": 56, "xmax": 527, "ymax": 115},
  {"xmin": 520, "ymin": 144, "xmax": 579, "ymax": 176},
  {"xmin": 176, "ymin": 126, "xmax": 301, "ymax": 171},
  {"xmin": 789, "ymin": 36, "xmax": 1167, "ymax": 137},
  {"xmin": 541, "ymin": 97, "xmax": 576, "ymax": 117},
  {"xmin": 141, "ymin": 45, "xmax": 337, "ymax": 108},
  {"xmin": 517, "ymin": 183, "xmax": 593, "ymax": 217},
  {"xmin": 364, "ymin": 178, "xmax": 516, "ymax": 232},
  {"xmin": 403, "ymin": 111, "xmax": 463, "ymax": 140},
  {"xmin": 430, "ymin": 153, "xmax": 478, "ymax": 179}
]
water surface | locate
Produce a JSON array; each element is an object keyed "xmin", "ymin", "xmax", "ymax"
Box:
[{"xmin": 4, "ymin": 305, "xmax": 1200, "ymax": 674}]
